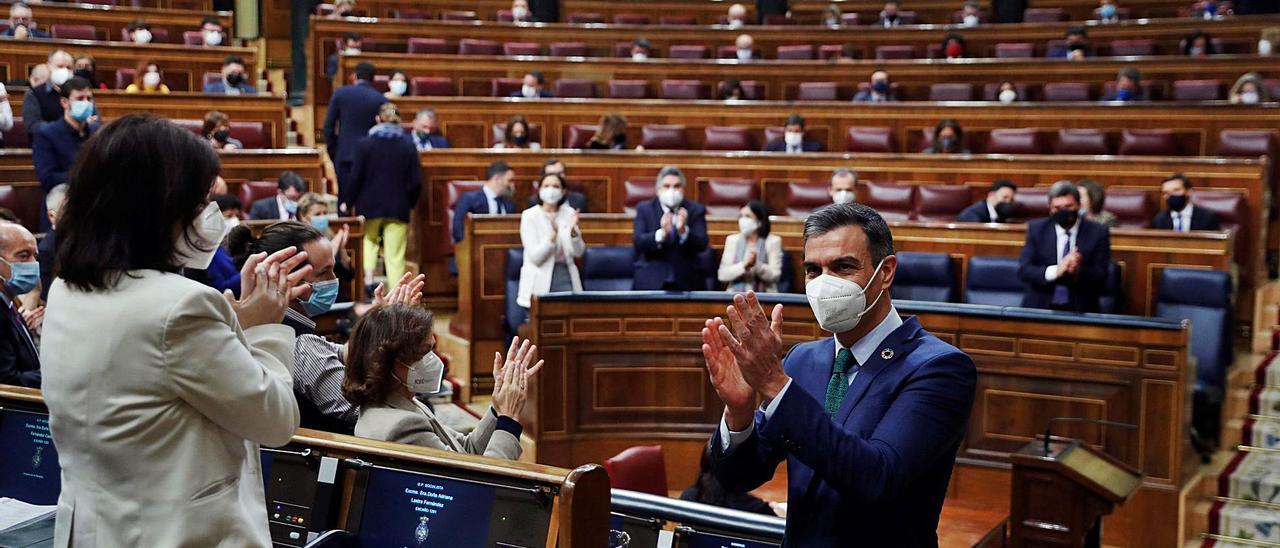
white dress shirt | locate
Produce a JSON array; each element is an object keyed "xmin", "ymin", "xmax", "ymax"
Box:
[
  {"xmin": 1170, "ymin": 204, "xmax": 1195, "ymax": 232},
  {"xmin": 482, "ymin": 185, "xmax": 505, "ymax": 214},
  {"xmin": 719, "ymin": 306, "xmax": 904, "ymax": 452},
  {"xmin": 654, "ymin": 202, "xmax": 690, "ymax": 244},
  {"xmin": 276, "ymin": 195, "xmax": 292, "ymax": 220},
  {"xmin": 1043, "ymin": 219, "xmax": 1080, "ymax": 281},
  {"xmin": 986, "ymin": 201, "xmax": 999, "ymax": 222}
]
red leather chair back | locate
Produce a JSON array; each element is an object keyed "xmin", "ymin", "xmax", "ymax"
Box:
[
  {"xmin": 389, "ymin": 8, "xmax": 429, "ymax": 19},
  {"xmin": 614, "ymin": 42, "xmax": 637, "ymax": 58},
  {"xmin": 490, "ymin": 123, "xmax": 543, "ymax": 146},
  {"xmin": 1117, "ymin": 129, "xmax": 1181, "ymax": 156},
  {"xmin": 929, "ymin": 83, "xmax": 974, "ymax": 101},
  {"xmin": 762, "ymin": 14, "xmax": 793, "ymax": 25},
  {"xmin": 1042, "ymin": 82, "xmax": 1092, "ymax": 101},
  {"xmin": 371, "ymin": 74, "xmax": 391, "ymax": 93},
  {"xmin": 1010, "ymin": 187, "xmax": 1050, "ymax": 221},
  {"xmin": 1103, "ymin": 190, "xmax": 1154, "ymax": 228},
  {"xmin": 549, "ymin": 42, "xmax": 588, "ymax": 57},
  {"xmin": 612, "ymin": 13, "xmax": 651, "ymax": 24},
  {"xmin": 411, "ymin": 77, "xmax": 455, "ymax": 96},
  {"xmin": 840, "ymin": 13, "xmax": 859, "ymax": 25},
  {"xmin": 182, "ymin": 31, "xmax": 203, "ymax": 45},
  {"xmin": 603, "ymin": 446, "xmax": 667, "ymax": 496},
  {"xmin": 495, "ymin": 9, "xmax": 513, "ymax": 21},
  {"xmin": 459, "ymin": 38, "xmax": 500, "ymax": 55},
  {"xmin": 172, "ymin": 119, "xmax": 204, "ymax": 136},
  {"xmin": 817, "ymin": 44, "xmax": 851, "ymax": 60},
  {"xmin": 914, "ymin": 185, "xmax": 972, "ymax": 222},
  {"xmin": 553, "ymin": 79, "xmax": 596, "ymax": 98},
  {"xmin": 776, "ymin": 45, "xmax": 815, "ymax": 60},
  {"xmin": 567, "ymin": 13, "xmax": 604, "ymax": 24},
  {"xmin": 1023, "ymin": 7, "xmax": 1066, "ymax": 21},
  {"xmin": 2, "ymin": 118, "xmax": 28, "ymax": 148},
  {"xmin": 716, "ymin": 45, "xmax": 738, "ymax": 59},
  {"xmin": 783, "ymin": 181, "xmax": 833, "ymax": 218},
  {"xmin": 490, "ymin": 78, "xmax": 523, "ymax": 97},
  {"xmin": 1170, "ymin": 79, "xmax": 1222, "ymax": 101},
  {"xmin": 846, "ymin": 127, "xmax": 896, "ymax": 153},
  {"xmin": 660, "ymin": 80, "xmax": 707, "ymax": 100},
  {"xmin": 985, "ymin": 128, "xmax": 1043, "ymax": 154},
  {"xmin": 1053, "ymin": 129, "xmax": 1111, "ymax": 155},
  {"xmin": 698, "ymin": 179, "xmax": 759, "ymax": 217},
  {"xmin": 564, "ymin": 125, "xmax": 598, "ymax": 148},
  {"xmin": 236, "ymin": 181, "xmax": 279, "ymax": 218},
  {"xmin": 229, "ymin": 122, "xmax": 269, "ymax": 149},
  {"xmin": 640, "ymin": 125, "xmax": 689, "ymax": 150},
  {"xmin": 1108, "ymin": 39, "xmax": 1156, "ymax": 56},
  {"xmin": 624, "ymin": 179, "xmax": 656, "ymax": 214},
  {"xmin": 703, "ymin": 126, "xmax": 753, "ymax": 151},
  {"xmin": 203, "ymin": 72, "xmax": 224, "ymax": 89},
  {"xmin": 862, "ymin": 182, "xmax": 916, "ymax": 221},
  {"xmin": 1194, "ymin": 191, "xmax": 1248, "ymax": 259},
  {"xmin": 660, "ymin": 15, "xmax": 697, "ymax": 25},
  {"xmin": 114, "ymin": 68, "xmax": 137, "ymax": 90},
  {"xmin": 441, "ymin": 180, "xmax": 485, "ymax": 257},
  {"xmin": 668, "ymin": 45, "xmax": 709, "ymax": 59},
  {"xmin": 0, "ymin": 185, "xmax": 39, "ymax": 232},
  {"xmin": 609, "ymin": 80, "xmax": 650, "ymax": 98},
  {"xmin": 875, "ymin": 45, "xmax": 916, "ymax": 60},
  {"xmin": 797, "ymin": 82, "xmax": 838, "ymax": 101},
  {"xmin": 407, "ymin": 37, "xmax": 451, "ymax": 54},
  {"xmin": 502, "ymin": 42, "xmax": 541, "ymax": 56},
  {"xmin": 52, "ymin": 24, "xmax": 97, "ymax": 40},
  {"xmin": 994, "ymin": 43, "xmax": 1035, "ymax": 58}
]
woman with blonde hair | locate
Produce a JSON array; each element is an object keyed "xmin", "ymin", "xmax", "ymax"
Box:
[{"xmin": 586, "ymin": 112, "xmax": 628, "ymax": 150}]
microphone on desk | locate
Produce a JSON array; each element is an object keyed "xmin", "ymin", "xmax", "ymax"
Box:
[{"xmin": 1042, "ymin": 417, "xmax": 1138, "ymax": 456}]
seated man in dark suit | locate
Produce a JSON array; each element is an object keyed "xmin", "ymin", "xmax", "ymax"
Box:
[
  {"xmin": 203, "ymin": 55, "xmax": 258, "ymax": 95},
  {"xmin": 32, "ymin": 77, "xmax": 97, "ymax": 232},
  {"xmin": 410, "ymin": 107, "xmax": 450, "ymax": 151},
  {"xmin": 524, "ymin": 158, "xmax": 588, "ymax": 212},
  {"xmin": 764, "ymin": 114, "xmax": 824, "ymax": 153},
  {"xmin": 1017, "ymin": 181, "xmax": 1111, "ymax": 313},
  {"xmin": 249, "ymin": 171, "xmax": 308, "ymax": 220},
  {"xmin": 452, "ymin": 161, "xmax": 518, "ymax": 244},
  {"xmin": 632, "ymin": 166, "xmax": 709, "ymax": 290},
  {"xmin": 0, "ymin": 222, "xmax": 42, "ymax": 388},
  {"xmin": 957, "ymin": 179, "xmax": 1017, "ymax": 223},
  {"xmin": 1151, "ymin": 173, "xmax": 1220, "ymax": 232},
  {"xmin": 509, "ymin": 71, "xmax": 554, "ymax": 98}
]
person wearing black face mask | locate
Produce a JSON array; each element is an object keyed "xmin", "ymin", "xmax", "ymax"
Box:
[
  {"xmin": 1151, "ymin": 173, "xmax": 1220, "ymax": 232},
  {"xmin": 853, "ymin": 69, "xmax": 896, "ymax": 102},
  {"xmin": 958, "ymin": 180, "xmax": 1017, "ymax": 223},
  {"xmin": 1016, "ymin": 181, "xmax": 1111, "ymax": 313},
  {"xmin": 72, "ymin": 55, "xmax": 108, "ymax": 90},
  {"xmin": 922, "ymin": 119, "xmax": 969, "ymax": 154},
  {"xmin": 203, "ymin": 55, "xmax": 257, "ymax": 94}
]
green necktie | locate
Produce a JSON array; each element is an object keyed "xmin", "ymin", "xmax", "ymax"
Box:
[{"xmin": 825, "ymin": 348, "xmax": 856, "ymax": 415}]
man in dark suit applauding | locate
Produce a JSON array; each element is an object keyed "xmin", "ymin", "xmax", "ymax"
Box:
[
  {"xmin": 702, "ymin": 203, "xmax": 977, "ymax": 546},
  {"xmin": 957, "ymin": 180, "xmax": 1017, "ymax": 223},
  {"xmin": 1017, "ymin": 181, "xmax": 1111, "ymax": 312},
  {"xmin": 323, "ymin": 62, "xmax": 387, "ymax": 191},
  {"xmin": 0, "ymin": 222, "xmax": 42, "ymax": 388},
  {"xmin": 764, "ymin": 114, "xmax": 824, "ymax": 153},
  {"xmin": 452, "ymin": 161, "xmax": 518, "ymax": 244},
  {"xmin": 1151, "ymin": 173, "xmax": 1220, "ymax": 232},
  {"xmin": 632, "ymin": 166, "xmax": 709, "ymax": 290}
]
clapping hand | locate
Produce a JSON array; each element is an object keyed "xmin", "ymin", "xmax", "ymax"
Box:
[
  {"xmin": 743, "ymin": 250, "xmax": 758, "ymax": 269},
  {"xmin": 712, "ymin": 291, "xmax": 788, "ymax": 396},
  {"xmin": 225, "ymin": 247, "xmax": 312, "ymax": 328},
  {"xmin": 372, "ymin": 273, "xmax": 426, "ymax": 307},
  {"xmin": 675, "ymin": 208, "xmax": 689, "ymax": 234},
  {"xmin": 330, "ymin": 224, "xmax": 352, "ymax": 267},
  {"xmin": 702, "ymin": 317, "xmax": 755, "ymax": 430},
  {"xmin": 660, "ymin": 210, "xmax": 674, "ymax": 238},
  {"xmin": 491, "ymin": 337, "xmax": 545, "ymax": 419},
  {"xmin": 20, "ymin": 306, "xmax": 44, "ymax": 334}
]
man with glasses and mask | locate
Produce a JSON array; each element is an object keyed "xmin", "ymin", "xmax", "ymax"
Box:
[
  {"xmin": 701, "ymin": 203, "xmax": 976, "ymax": 546},
  {"xmin": 0, "ymin": 221, "xmax": 41, "ymax": 388},
  {"xmin": 1017, "ymin": 180, "xmax": 1111, "ymax": 312},
  {"xmin": 957, "ymin": 180, "xmax": 1017, "ymax": 223}
]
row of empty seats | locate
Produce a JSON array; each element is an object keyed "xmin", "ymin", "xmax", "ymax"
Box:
[{"xmin": 333, "ymin": 35, "xmax": 1239, "ymax": 59}]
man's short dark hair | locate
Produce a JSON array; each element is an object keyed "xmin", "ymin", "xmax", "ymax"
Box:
[
  {"xmin": 1162, "ymin": 173, "xmax": 1191, "ymax": 189},
  {"xmin": 632, "ymin": 37, "xmax": 651, "ymax": 49},
  {"xmin": 60, "ymin": 76, "xmax": 92, "ymax": 98},
  {"xmin": 126, "ymin": 19, "xmax": 150, "ymax": 32},
  {"xmin": 541, "ymin": 157, "xmax": 565, "ymax": 175},
  {"xmin": 278, "ymin": 171, "xmax": 307, "ymax": 193},
  {"xmin": 343, "ymin": 32, "xmax": 362, "ymax": 42},
  {"xmin": 1048, "ymin": 180, "xmax": 1081, "ymax": 202},
  {"xmin": 1065, "ymin": 26, "xmax": 1087, "ymax": 38},
  {"xmin": 803, "ymin": 203, "xmax": 895, "ymax": 266},
  {"xmin": 200, "ymin": 16, "xmax": 222, "ymax": 28},
  {"xmin": 486, "ymin": 161, "xmax": 512, "ymax": 180},
  {"xmin": 526, "ymin": 71, "xmax": 545, "ymax": 85},
  {"xmin": 212, "ymin": 193, "xmax": 242, "ymax": 212},
  {"xmin": 354, "ymin": 62, "xmax": 375, "ymax": 82},
  {"xmin": 223, "ymin": 55, "xmax": 246, "ymax": 68},
  {"xmin": 1118, "ymin": 66, "xmax": 1141, "ymax": 82},
  {"xmin": 989, "ymin": 180, "xmax": 1017, "ymax": 193},
  {"xmin": 785, "ymin": 113, "xmax": 806, "ymax": 128}
]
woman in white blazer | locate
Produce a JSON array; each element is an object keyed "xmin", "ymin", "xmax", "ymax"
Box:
[
  {"xmin": 344, "ymin": 304, "xmax": 542, "ymax": 459},
  {"xmin": 39, "ymin": 115, "xmax": 312, "ymax": 547},
  {"xmin": 517, "ymin": 173, "xmax": 585, "ymax": 308},
  {"xmin": 718, "ymin": 200, "xmax": 784, "ymax": 293}
]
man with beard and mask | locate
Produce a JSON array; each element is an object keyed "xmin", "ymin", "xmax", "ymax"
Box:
[
  {"xmin": 1017, "ymin": 180, "xmax": 1111, "ymax": 313},
  {"xmin": 1151, "ymin": 173, "xmax": 1220, "ymax": 232},
  {"xmin": 632, "ymin": 165, "xmax": 709, "ymax": 290},
  {"xmin": 21, "ymin": 49, "xmax": 74, "ymax": 141},
  {"xmin": 204, "ymin": 55, "xmax": 257, "ymax": 94},
  {"xmin": 453, "ymin": 161, "xmax": 518, "ymax": 245},
  {"xmin": 33, "ymin": 77, "xmax": 97, "ymax": 232},
  {"xmin": 701, "ymin": 203, "xmax": 977, "ymax": 546},
  {"xmin": 957, "ymin": 180, "xmax": 1017, "ymax": 223}
]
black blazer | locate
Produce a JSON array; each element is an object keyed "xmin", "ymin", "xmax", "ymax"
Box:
[
  {"xmin": 345, "ymin": 131, "xmax": 423, "ymax": 221},
  {"xmin": 322, "ymin": 82, "xmax": 388, "ymax": 164},
  {"xmin": 956, "ymin": 201, "xmax": 992, "ymax": 223},
  {"xmin": 248, "ymin": 196, "xmax": 286, "ymax": 221},
  {"xmin": 764, "ymin": 139, "xmax": 824, "ymax": 152},
  {"xmin": 525, "ymin": 191, "xmax": 589, "ymax": 212},
  {"xmin": 452, "ymin": 189, "xmax": 517, "ymax": 243},
  {"xmin": 0, "ymin": 298, "xmax": 41, "ymax": 387},
  {"xmin": 1017, "ymin": 217, "xmax": 1111, "ymax": 313},
  {"xmin": 1150, "ymin": 207, "xmax": 1221, "ymax": 231},
  {"xmin": 631, "ymin": 198, "xmax": 709, "ymax": 290}
]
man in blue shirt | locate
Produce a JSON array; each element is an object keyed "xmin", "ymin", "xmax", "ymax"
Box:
[{"xmin": 32, "ymin": 77, "xmax": 97, "ymax": 232}]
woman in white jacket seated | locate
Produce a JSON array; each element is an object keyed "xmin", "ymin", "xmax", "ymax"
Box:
[
  {"xmin": 517, "ymin": 172, "xmax": 585, "ymax": 309},
  {"xmin": 717, "ymin": 200, "xmax": 783, "ymax": 293}
]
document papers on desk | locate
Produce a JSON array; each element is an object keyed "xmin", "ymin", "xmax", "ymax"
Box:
[{"xmin": 0, "ymin": 498, "xmax": 55, "ymax": 532}]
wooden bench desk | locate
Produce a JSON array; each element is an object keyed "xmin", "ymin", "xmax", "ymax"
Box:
[
  {"xmin": 19, "ymin": 1, "xmax": 232, "ymax": 43},
  {"xmin": 789, "ymin": 0, "xmax": 1192, "ymax": 23}
]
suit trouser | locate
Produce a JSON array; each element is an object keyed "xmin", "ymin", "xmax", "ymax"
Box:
[
  {"xmin": 335, "ymin": 160, "xmax": 353, "ymax": 204},
  {"xmin": 363, "ymin": 218, "xmax": 408, "ymax": 284}
]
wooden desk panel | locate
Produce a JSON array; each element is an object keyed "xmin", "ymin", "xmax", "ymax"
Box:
[
  {"xmin": 23, "ymin": 2, "xmax": 232, "ymax": 42},
  {"xmin": 308, "ymin": 14, "xmax": 1280, "ymax": 105},
  {"xmin": 0, "ymin": 37, "xmax": 256, "ymax": 94},
  {"xmin": 333, "ymin": 51, "xmax": 1280, "ymax": 104},
  {"xmin": 456, "ymin": 215, "xmax": 1231, "ymax": 396},
  {"xmin": 8, "ymin": 92, "xmax": 288, "ymax": 149},
  {"xmin": 529, "ymin": 294, "xmax": 1194, "ymax": 547}
]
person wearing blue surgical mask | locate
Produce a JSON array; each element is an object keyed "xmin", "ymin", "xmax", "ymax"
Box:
[
  {"xmin": 32, "ymin": 76, "xmax": 97, "ymax": 232},
  {"xmin": 1102, "ymin": 67, "xmax": 1147, "ymax": 102},
  {"xmin": 296, "ymin": 191, "xmax": 355, "ymax": 301},
  {"xmin": 0, "ymin": 221, "xmax": 42, "ymax": 388},
  {"xmin": 1097, "ymin": 0, "xmax": 1119, "ymax": 23}
]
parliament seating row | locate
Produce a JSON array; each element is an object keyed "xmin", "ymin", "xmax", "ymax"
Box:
[
  {"xmin": 309, "ymin": 14, "xmax": 1280, "ymax": 103},
  {"xmin": 0, "ymin": 21, "xmax": 221, "ymax": 46},
  {"xmin": 20, "ymin": 2, "xmax": 232, "ymax": 40},
  {"xmin": 788, "ymin": 0, "xmax": 1200, "ymax": 24},
  {"xmin": 0, "ymin": 116, "xmax": 271, "ymax": 149}
]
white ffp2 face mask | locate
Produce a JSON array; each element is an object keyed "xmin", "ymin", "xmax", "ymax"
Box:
[
  {"xmin": 831, "ymin": 190, "xmax": 855, "ymax": 205},
  {"xmin": 539, "ymin": 186, "xmax": 563, "ymax": 205},
  {"xmin": 784, "ymin": 131, "xmax": 803, "ymax": 147},
  {"xmin": 659, "ymin": 188, "xmax": 684, "ymax": 209},
  {"xmin": 998, "ymin": 89, "xmax": 1017, "ymax": 103},
  {"xmin": 175, "ymin": 201, "xmax": 226, "ymax": 270},
  {"xmin": 521, "ymin": 84, "xmax": 538, "ymax": 98},
  {"xmin": 402, "ymin": 351, "xmax": 445, "ymax": 395},
  {"xmin": 738, "ymin": 216, "xmax": 759, "ymax": 235},
  {"xmin": 805, "ymin": 259, "xmax": 886, "ymax": 334}
]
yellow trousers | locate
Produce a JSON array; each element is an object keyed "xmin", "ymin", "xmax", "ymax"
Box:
[{"xmin": 362, "ymin": 218, "xmax": 408, "ymax": 285}]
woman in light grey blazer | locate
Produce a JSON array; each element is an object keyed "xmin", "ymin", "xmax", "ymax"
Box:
[
  {"xmin": 40, "ymin": 114, "xmax": 312, "ymax": 547},
  {"xmin": 344, "ymin": 304, "xmax": 542, "ymax": 459}
]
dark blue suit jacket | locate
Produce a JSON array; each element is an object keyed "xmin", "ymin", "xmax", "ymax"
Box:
[
  {"xmin": 1151, "ymin": 207, "xmax": 1221, "ymax": 231},
  {"xmin": 346, "ymin": 131, "xmax": 423, "ymax": 221},
  {"xmin": 0, "ymin": 296, "xmax": 41, "ymax": 388},
  {"xmin": 956, "ymin": 200, "xmax": 992, "ymax": 222},
  {"xmin": 412, "ymin": 132, "xmax": 450, "ymax": 150},
  {"xmin": 506, "ymin": 90, "xmax": 554, "ymax": 98},
  {"xmin": 763, "ymin": 139, "xmax": 824, "ymax": 152},
  {"xmin": 452, "ymin": 189, "xmax": 516, "ymax": 243},
  {"xmin": 711, "ymin": 316, "xmax": 977, "ymax": 547},
  {"xmin": 202, "ymin": 81, "xmax": 258, "ymax": 94},
  {"xmin": 1017, "ymin": 217, "xmax": 1111, "ymax": 312},
  {"xmin": 631, "ymin": 198, "xmax": 709, "ymax": 290},
  {"xmin": 322, "ymin": 82, "xmax": 387, "ymax": 164}
]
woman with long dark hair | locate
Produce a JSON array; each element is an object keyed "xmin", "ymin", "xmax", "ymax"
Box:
[{"xmin": 41, "ymin": 114, "xmax": 311, "ymax": 545}]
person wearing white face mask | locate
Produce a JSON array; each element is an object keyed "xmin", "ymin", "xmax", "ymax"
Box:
[
  {"xmin": 509, "ymin": 71, "xmax": 554, "ymax": 98},
  {"xmin": 996, "ymin": 81, "xmax": 1019, "ymax": 104},
  {"xmin": 21, "ymin": 49, "xmax": 74, "ymax": 142},
  {"xmin": 510, "ymin": 0, "xmax": 532, "ymax": 21},
  {"xmin": 125, "ymin": 60, "xmax": 171, "ymax": 94},
  {"xmin": 198, "ymin": 15, "xmax": 225, "ymax": 46},
  {"xmin": 41, "ymin": 114, "xmax": 311, "ymax": 547},
  {"xmin": 517, "ymin": 173, "xmax": 585, "ymax": 312},
  {"xmin": 828, "ymin": 167, "xmax": 857, "ymax": 206},
  {"xmin": 633, "ymin": 166, "xmax": 710, "ymax": 290},
  {"xmin": 726, "ymin": 3, "xmax": 748, "ymax": 27},
  {"xmin": 384, "ymin": 70, "xmax": 409, "ymax": 98},
  {"xmin": 700, "ymin": 203, "xmax": 977, "ymax": 546},
  {"xmin": 630, "ymin": 37, "xmax": 652, "ymax": 61},
  {"xmin": 348, "ymin": 304, "xmax": 542, "ymax": 458},
  {"xmin": 718, "ymin": 200, "xmax": 782, "ymax": 293},
  {"xmin": 959, "ymin": 1, "xmax": 982, "ymax": 26},
  {"xmin": 765, "ymin": 113, "xmax": 823, "ymax": 153},
  {"xmin": 1229, "ymin": 72, "xmax": 1270, "ymax": 104},
  {"xmin": 733, "ymin": 34, "xmax": 756, "ymax": 61}
]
